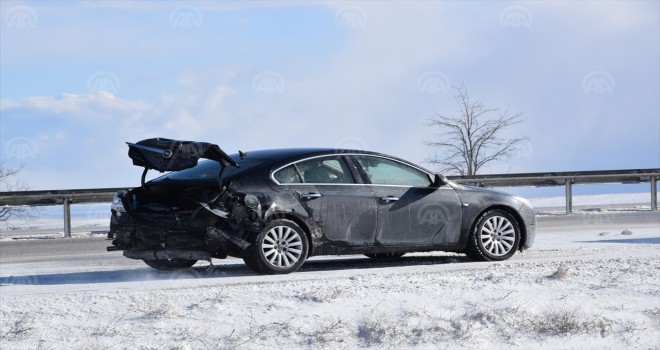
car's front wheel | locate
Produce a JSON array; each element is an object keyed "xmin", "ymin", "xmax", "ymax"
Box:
[
  {"xmin": 143, "ymin": 259, "xmax": 197, "ymax": 271},
  {"xmin": 466, "ymin": 209, "xmax": 520, "ymax": 261},
  {"xmin": 243, "ymin": 219, "xmax": 309, "ymax": 274}
]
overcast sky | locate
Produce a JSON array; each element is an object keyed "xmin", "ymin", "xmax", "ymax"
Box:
[{"xmin": 1, "ymin": 0, "xmax": 658, "ymax": 192}]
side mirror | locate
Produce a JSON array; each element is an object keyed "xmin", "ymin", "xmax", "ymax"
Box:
[{"xmin": 430, "ymin": 174, "xmax": 449, "ymax": 188}]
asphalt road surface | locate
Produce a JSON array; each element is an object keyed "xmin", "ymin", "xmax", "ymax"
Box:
[
  {"xmin": 1, "ymin": 211, "xmax": 657, "ymax": 275},
  {"xmin": 0, "ymin": 237, "xmax": 113, "ymax": 263}
]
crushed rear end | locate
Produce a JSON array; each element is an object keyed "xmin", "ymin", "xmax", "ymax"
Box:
[{"xmin": 107, "ymin": 138, "xmax": 266, "ymax": 268}]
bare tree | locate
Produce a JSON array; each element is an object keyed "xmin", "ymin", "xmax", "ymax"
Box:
[
  {"xmin": 0, "ymin": 163, "xmax": 37, "ymax": 226},
  {"xmin": 424, "ymin": 86, "xmax": 527, "ymax": 175}
]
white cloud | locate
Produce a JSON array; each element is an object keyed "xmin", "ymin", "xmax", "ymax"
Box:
[
  {"xmin": 531, "ymin": 1, "xmax": 657, "ymax": 32},
  {"xmin": 1, "ymin": 83, "xmax": 234, "ymax": 134},
  {"xmin": 0, "ymin": 83, "xmax": 239, "ymax": 188},
  {"xmin": 1, "ymin": 92, "xmax": 148, "ymax": 120}
]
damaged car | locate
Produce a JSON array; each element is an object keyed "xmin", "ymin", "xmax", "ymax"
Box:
[{"xmin": 108, "ymin": 138, "xmax": 536, "ymax": 274}]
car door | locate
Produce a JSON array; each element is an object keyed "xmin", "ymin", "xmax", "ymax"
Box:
[
  {"xmin": 352, "ymin": 155, "xmax": 463, "ymax": 246},
  {"xmin": 272, "ymin": 155, "xmax": 377, "ymax": 246}
]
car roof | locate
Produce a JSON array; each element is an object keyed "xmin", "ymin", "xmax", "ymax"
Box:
[
  {"xmin": 229, "ymin": 148, "xmax": 377, "ymax": 161},
  {"xmin": 228, "ymin": 148, "xmax": 434, "ymax": 174}
]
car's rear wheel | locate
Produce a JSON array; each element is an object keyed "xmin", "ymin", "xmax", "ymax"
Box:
[
  {"xmin": 364, "ymin": 253, "xmax": 405, "ymax": 260},
  {"xmin": 466, "ymin": 209, "xmax": 520, "ymax": 261},
  {"xmin": 243, "ymin": 219, "xmax": 309, "ymax": 274},
  {"xmin": 143, "ymin": 259, "xmax": 197, "ymax": 271}
]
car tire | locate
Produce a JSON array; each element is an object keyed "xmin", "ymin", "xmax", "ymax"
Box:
[
  {"xmin": 364, "ymin": 253, "xmax": 405, "ymax": 260},
  {"xmin": 143, "ymin": 259, "xmax": 197, "ymax": 271},
  {"xmin": 243, "ymin": 219, "xmax": 309, "ymax": 274},
  {"xmin": 465, "ymin": 209, "xmax": 520, "ymax": 261}
]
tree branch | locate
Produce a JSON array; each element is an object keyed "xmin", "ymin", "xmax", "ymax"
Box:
[
  {"xmin": 0, "ymin": 163, "xmax": 38, "ymax": 227},
  {"xmin": 424, "ymin": 86, "xmax": 527, "ymax": 175}
]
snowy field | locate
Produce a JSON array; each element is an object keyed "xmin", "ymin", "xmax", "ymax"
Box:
[
  {"xmin": 1, "ymin": 194, "xmax": 659, "ymax": 349},
  {"xmin": 528, "ymin": 192, "xmax": 653, "ymax": 209},
  {"xmin": 0, "ymin": 202, "xmax": 111, "ymax": 234}
]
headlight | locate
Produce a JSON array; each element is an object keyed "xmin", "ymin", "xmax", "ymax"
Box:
[{"xmin": 111, "ymin": 192, "xmax": 126, "ymax": 213}]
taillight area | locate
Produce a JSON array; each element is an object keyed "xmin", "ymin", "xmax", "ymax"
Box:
[{"xmin": 111, "ymin": 191, "xmax": 126, "ymax": 214}]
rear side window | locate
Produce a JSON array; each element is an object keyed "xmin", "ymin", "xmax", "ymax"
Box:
[
  {"xmin": 355, "ymin": 156, "xmax": 431, "ymax": 187},
  {"xmin": 274, "ymin": 156, "xmax": 356, "ymax": 184},
  {"xmin": 273, "ymin": 165, "xmax": 302, "ymax": 184}
]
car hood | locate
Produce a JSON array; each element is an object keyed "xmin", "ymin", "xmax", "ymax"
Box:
[
  {"xmin": 453, "ymin": 184, "xmax": 507, "ymax": 196},
  {"xmin": 127, "ymin": 138, "xmax": 238, "ymax": 172}
]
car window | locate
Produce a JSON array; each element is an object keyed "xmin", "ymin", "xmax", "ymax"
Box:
[
  {"xmin": 273, "ymin": 165, "xmax": 302, "ymax": 184},
  {"xmin": 275, "ymin": 156, "xmax": 355, "ymax": 184},
  {"xmin": 355, "ymin": 156, "xmax": 431, "ymax": 187}
]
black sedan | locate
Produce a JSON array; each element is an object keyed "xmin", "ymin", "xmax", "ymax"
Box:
[{"xmin": 108, "ymin": 138, "xmax": 536, "ymax": 274}]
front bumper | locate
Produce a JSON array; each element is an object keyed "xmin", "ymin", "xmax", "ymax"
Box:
[{"xmin": 519, "ymin": 204, "xmax": 536, "ymax": 249}]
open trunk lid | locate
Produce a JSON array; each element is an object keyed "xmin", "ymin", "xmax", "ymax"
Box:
[{"xmin": 127, "ymin": 138, "xmax": 238, "ymax": 172}]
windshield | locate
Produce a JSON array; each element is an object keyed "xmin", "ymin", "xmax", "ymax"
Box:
[{"xmin": 151, "ymin": 157, "xmax": 264, "ymax": 183}]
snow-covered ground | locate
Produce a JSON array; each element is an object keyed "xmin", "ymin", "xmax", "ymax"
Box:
[
  {"xmin": 528, "ymin": 192, "xmax": 655, "ymax": 216},
  {"xmin": 1, "ymin": 193, "xmax": 659, "ymax": 349},
  {"xmin": 528, "ymin": 192, "xmax": 652, "ymax": 209},
  {"xmin": 0, "ymin": 203, "xmax": 111, "ymax": 232}
]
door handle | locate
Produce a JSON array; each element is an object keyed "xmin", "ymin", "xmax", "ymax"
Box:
[
  {"xmin": 302, "ymin": 192, "xmax": 322, "ymax": 199},
  {"xmin": 380, "ymin": 196, "xmax": 400, "ymax": 203}
]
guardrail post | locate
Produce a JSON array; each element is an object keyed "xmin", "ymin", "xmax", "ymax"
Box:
[
  {"xmin": 652, "ymin": 176, "xmax": 658, "ymax": 211},
  {"xmin": 565, "ymin": 179, "xmax": 573, "ymax": 215},
  {"xmin": 63, "ymin": 198, "xmax": 72, "ymax": 238}
]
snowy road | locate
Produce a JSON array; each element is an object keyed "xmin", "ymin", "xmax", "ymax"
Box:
[
  {"xmin": 0, "ymin": 237, "xmax": 111, "ymax": 262},
  {"xmin": 1, "ymin": 211, "xmax": 659, "ymax": 349}
]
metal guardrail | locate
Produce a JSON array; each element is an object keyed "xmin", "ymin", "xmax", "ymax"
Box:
[
  {"xmin": 0, "ymin": 187, "xmax": 123, "ymax": 206},
  {"xmin": 1, "ymin": 168, "xmax": 658, "ymax": 238},
  {"xmin": 448, "ymin": 168, "xmax": 660, "ymax": 187},
  {"xmin": 448, "ymin": 168, "xmax": 659, "ymax": 214}
]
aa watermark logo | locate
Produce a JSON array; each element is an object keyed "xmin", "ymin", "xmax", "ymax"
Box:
[
  {"xmin": 87, "ymin": 71, "xmax": 120, "ymax": 94},
  {"xmin": 168, "ymin": 141, "xmax": 208, "ymax": 161},
  {"xmin": 168, "ymin": 267, "xmax": 202, "ymax": 280},
  {"xmin": 5, "ymin": 6, "xmax": 37, "ymax": 28},
  {"xmin": 417, "ymin": 71, "xmax": 450, "ymax": 94},
  {"xmin": 583, "ymin": 71, "xmax": 615, "ymax": 94},
  {"xmin": 170, "ymin": 6, "xmax": 203, "ymax": 28},
  {"xmin": 3, "ymin": 137, "xmax": 38, "ymax": 160},
  {"xmin": 0, "ymin": 274, "xmax": 40, "ymax": 286},
  {"xmin": 253, "ymin": 71, "xmax": 286, "ymax": 94},
  {"xmin": 334, "ymin": 137, "xmax": 367, "ymax": 152},
  {"xmin": 417, "ymin": 204, "xmax": 449, "ymax": 226},
  {"xmin": 500, "ymin": 6, "xmax": 532, "ymax": 28},
  {"xmin": 335, "ymin": 6, "xmax": 367, "ymax": 28},
  {"xmin": 86, "ymin": 205, "xmax": 111, "ymax": 226},
  {"xmin": 512, "ymin": 139, "xmax": 533, "ymax": 159}
]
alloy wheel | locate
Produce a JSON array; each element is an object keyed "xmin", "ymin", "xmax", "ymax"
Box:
[
  {"xmin": 478, "ymin": 216, "xmax": 516, "ymax": 256},
  {"xmin": 261, "ymin": 225, "xmax": 304, "ymax": 268}
]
